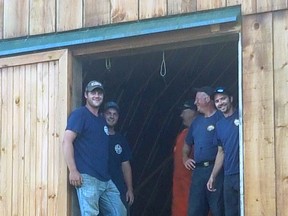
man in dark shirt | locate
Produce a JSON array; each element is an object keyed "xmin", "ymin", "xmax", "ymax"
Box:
[
  {"xmin": 207, "ymin": 87, "xmax": 240, "ymax": 216},
  {"xmin": 183, "ymin": 86, "xmax": 224, "ymax": 216}
]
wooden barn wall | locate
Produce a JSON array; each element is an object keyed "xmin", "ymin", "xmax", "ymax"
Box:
[
  {"xmin": 0, "ymin": 50, "xmax": 71, "ymax": 216},
  {"xmin": 242, "ymin": 10, "xmax": 288, "ymax": 216},
  {"xmin": 0, "ymin": 0, "xmax": 288, "ymax": 39}
]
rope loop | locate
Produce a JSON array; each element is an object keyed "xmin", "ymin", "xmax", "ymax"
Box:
[{"xmin": 159, "ymin": 51, "xmax": 167, "ymax": 77}]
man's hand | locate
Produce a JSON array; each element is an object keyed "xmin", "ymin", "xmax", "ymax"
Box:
[
  {"xmin": 69, "ymin": 170, "xmax": 83, "ymax": 187},
  {"xmin": 184, "ymin": 158, "xmax": 196, "ymax": 170}
]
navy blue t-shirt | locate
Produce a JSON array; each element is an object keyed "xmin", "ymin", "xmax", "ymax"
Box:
[
  {"xmin": 185, "ymin": 111, "xmax": 223, "ymax": 163},
  {"xmin": 66, "ymin": 106, "xmax": 110, "ymax": 181},
  {"xmin": 109, "ymin": 132, "xmax": 132, "ymax": 197},
  {"xmin": 215, "ymin": 110, "xmax": 239, "ymax": 175}
]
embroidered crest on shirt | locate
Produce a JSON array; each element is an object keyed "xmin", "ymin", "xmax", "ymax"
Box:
[
  {"xmin": 207, "ymin": 125, "xmax": 215, "ymax": 131},
  {"xmin": 234, "ymin": 119, "xmax": 240, "ymax": 126},
  {"xmin": 114, "ymin": 144, "xmax": 122, "ymax": 154},
  {"xmin": 104, "ymin": 126, "xmax": 109, "ymax": 135}
]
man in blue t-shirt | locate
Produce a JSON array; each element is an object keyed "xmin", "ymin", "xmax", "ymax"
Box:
[
  {"xmin": 104, "ymin": 101, "xmax": 134, "ymax": 215},
  {"xmin": 207, "ymin": 87, "xmax": 240, "ymax": 216},
  {"xmin": 62, "ymin": 80, "xmax": 125, "ymax": 216},
  {"xmin": 183, "ymin": 86, "xmax": 224, "ymax": 216}
]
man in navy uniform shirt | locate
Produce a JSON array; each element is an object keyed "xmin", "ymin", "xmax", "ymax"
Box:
[
  {"xmin": 183, "ymin": 86, "xmax": 224, "ymax": 216},
  {"xmin": 207, "ymin": 87, "xmax": 240, "ymax": 216}
]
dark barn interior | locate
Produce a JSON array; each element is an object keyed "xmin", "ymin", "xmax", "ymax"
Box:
[{"xmin": 81, "ymin": 40, "xmax": 238, "ymax": 216}]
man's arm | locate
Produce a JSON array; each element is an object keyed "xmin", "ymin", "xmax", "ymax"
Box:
[
  {"xmin": 122, "ymin": 161, "xmax": 134, "ymax": 205},
  {"xmin": 62, "ymin": 130, "xmax": 82, "ymax": 187},
  {"xmin": 182, "ymin": 141, "xmax": 195, "ymax": 170},
  {"xmin": 207, "ymin": 146, "xmax": 224, "ymax": 191}
]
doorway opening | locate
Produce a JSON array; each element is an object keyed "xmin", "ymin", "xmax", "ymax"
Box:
[{"xmin": 78, "ymin": 39, "xmax": 239, "ymax": 216}]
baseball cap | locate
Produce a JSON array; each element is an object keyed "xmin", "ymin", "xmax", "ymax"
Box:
[
  {"xmin": 213, "ymin": 86, "xmax": 232, "ymax": 98},
  {"xmin": 104, "ymin": 101, "xmax": 120, "ymax": 113},
  {"xmin": 194, "ymin": 86, "xmax": 214, "ymax": 97},
  {"xmin": 180, "ymin": 100, "xmax": 197, "ymax": 111},
  {"xmin": 85, "ymin": 80, "xmax": 104, "ymax": 92}
]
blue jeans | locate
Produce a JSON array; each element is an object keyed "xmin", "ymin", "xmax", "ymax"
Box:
[
  {"xmin": 188, "ymin": 165, "xmax": 224, "ymax": 216},
  {"xmin": 224, "ymin": 173, "xmax": 240, "ymax": 216},
  {"xmin": 76, "ymin": 174, "xmax": 127, "ymax": 216}
]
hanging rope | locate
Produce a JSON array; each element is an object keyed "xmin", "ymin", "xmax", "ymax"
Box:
[
  {"xmin": 159, "ymin": 51, "xmax": 167, "ymax": 77},
  {"xmin": 105, "ymin": 58, "xmax": 112, "ymax": 71}
]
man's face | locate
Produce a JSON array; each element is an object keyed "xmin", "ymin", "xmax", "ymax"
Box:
[
  {"xmin": 85, "ymin": 89, "xmax": 104, "ymax": 108},
  {"xmin": 194, "ymin": 92, "xmax": 210, "ymax": 113},
  {"xmin": 180, "ymin": 109, "xmax": 197, "ymax": 127},
  {"xmin": 104, "ymin": 108, "xmax": 119, "ymax": 127},
  {"xmin": 214, "ymin": 93, "xmax": 233, "ymax": 114}
]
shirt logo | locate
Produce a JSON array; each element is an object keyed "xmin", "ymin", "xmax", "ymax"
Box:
[
  {"xmin": 234, "ymin": 119, "xmax": 240, "ymax": 126},
  {"xmin": 104, "ymin": 126, "xmax": 109, "ymax": 135},
  {"xmin": 114, "ymin": 144, "xmax": 122, "ymax": 154},
  {"xmin": 207, "ymin": 125, "xmax": 215, "ymax": 131}
]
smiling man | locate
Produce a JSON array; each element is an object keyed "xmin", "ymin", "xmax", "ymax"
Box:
[
  {"xmin": 207, "ymin": 87, "xmax": 240, "ymax": 216},
  {"xmin": 104, "ymin": 101, "xmax": 134, "ymax": 216},
  {"xmin": 62, "ymin": 80, "xmax": 125, "ymax": 216}
]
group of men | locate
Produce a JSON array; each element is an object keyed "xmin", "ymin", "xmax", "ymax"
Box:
[
  {"xmin": 62, "ymin": 79, "xmax": 240, "ymax": 216},
  {"xmin": 62, "ymin": 80, "xmax": 134, "ymax": 216},
  {"xmin": 173, "ymin": 86, "xmax": 240, "ymax": 216}
]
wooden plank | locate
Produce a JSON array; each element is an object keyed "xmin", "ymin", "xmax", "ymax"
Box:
[
  {"xmin": 272, "ymin": 0, "xmax": 288, "ymax": 10},
  {"xmin": 0, "ymin": 0, "xmax": 3, "ymax": 39},
  {"xmin": 84, "ymin": 0, "xmax": 110, "ymax": 27},
  {"xmin": 256, "ymin": 0, "xmax": 272, "ymax": 13},
  {"xmin": 242, "ymin": 0, "xmax": 257, "ymax": 15},
  {"xmin": 0, "ymin": 50, "xmax": 67, "ymax": 68},
  {"xmin": 12, "ymin": 65, "xmax": 25, "ymax": 216},
  {"xmin": 197, "ymin": 0, "xmax": 226, "ymax": 11},
  {"xmin": 227, "ymin": 0, "xmax": 242, "ymax": 7},
  {"xmin": 41, "ymin": 62, "xmax": 49, "ymax": 215},
  {"xmin": 57, "ymin": 0, "xmax": 82, "ymax": 32},
  {"xmin": 273, "ymin": 10, "xmax": 288, "ymax": 216},
  {"xmin": 167, "ymin": 0, "xmax": 196, "ymax": 15},
  {"xmin": 30, "ymin": 0, "xmax": 56, "ymax": 35},
  {"xmin": 242, "ymin": 13, "xmax": 276, "ymax": 215},
  {"xmin": 111, "ymin": 0, "xmax": 138, "ymax": 23},
  {"xmin": 139, "ymin": 0, "xmax": 167, "ymax": 19},
  {"xmin": 3, "ymin": 0, "xmax": 29, "ymax": 38},
  {"xmin": 55, "ymin": 50, "xmax": 70, "ymax": 216},
  {"xmin": 0, "ymin": 67, "xmax": 14, "ymax": 216}
]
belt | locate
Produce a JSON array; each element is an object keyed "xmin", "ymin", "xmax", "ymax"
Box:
[{"xmin": 195, "ymin": 160, "xmax": 215, "ymax": 167}]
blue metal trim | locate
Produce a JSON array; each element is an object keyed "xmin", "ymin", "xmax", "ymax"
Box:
[{"xmin": 0, "ymin": 6, "xmax": 240, "ymax": 57}]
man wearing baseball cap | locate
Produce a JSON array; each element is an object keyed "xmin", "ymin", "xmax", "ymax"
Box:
[
  {"xmin": 104, "ymin": 101, "xmax": 134, "ymax": 216},
  {"xmin": 62, "ymin": 80, "xmax": 125, "ymax": 215},
  {"xmin": 172, "ymin": 100, "xmax": 198, "ymax": 216},
  {"xmin": 207, "ymin": 87, "xmax": 240, "ymax": 216},
  {"xmin": 183, "ymin": 86, "xmax": 224, "ymax": 216}
]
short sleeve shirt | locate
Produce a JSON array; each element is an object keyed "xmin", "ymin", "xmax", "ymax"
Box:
[
  {"xmin": 215, "ymin": 110, "xmax": 239, "ymax": 175},
  {"xmin": 185, "ymin": 111, "xmax": 223, "ymax": 163},
  {"xmin": 66, "ymin": 106, "xmax": 110, "ymax": 181},
  {"xmin": 109, "ymin": 132, "xmax": 132, "ymax": 196}
]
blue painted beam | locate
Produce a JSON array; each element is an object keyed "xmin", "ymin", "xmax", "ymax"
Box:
[{"xmin": 0, "ymin": 6, "xmax": 240, "ymax": 57}]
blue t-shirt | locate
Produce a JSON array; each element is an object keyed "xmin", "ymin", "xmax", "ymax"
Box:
[
  {"xmin": 185, "ymin": 111, "xmax": 223, "ymax": 163},
  {"xmin": 66, "ymin": 106, "xmax": 110, "ymax": 181},
  {"xmin": 109, "ymin": 132, "xmax": 132, "ymax": 197},
  {"xmin": 215, "ymin": 110, "xmax": 239, "ymax": 175}
]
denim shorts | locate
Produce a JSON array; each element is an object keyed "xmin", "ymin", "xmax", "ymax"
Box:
[{"xmin": 76, "ymin": 174, "xmax": 127, "ymax": 216}]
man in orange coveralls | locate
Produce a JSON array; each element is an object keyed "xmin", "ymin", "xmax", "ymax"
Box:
[{"xmin": 172, "ymin": 100, "xmax": 198, "ymax": 216}]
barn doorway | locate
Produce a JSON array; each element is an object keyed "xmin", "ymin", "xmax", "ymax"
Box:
[{"xmin": 77, "ymin": 39, "xmax": 239, "ymax": 216}]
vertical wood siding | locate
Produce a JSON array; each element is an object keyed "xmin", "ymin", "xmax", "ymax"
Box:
[
  {"xmin": 167, "ymin": 0, "xmax": 196, "ymax": 15},
  {"xmin": 30, "ymin": 0, "xmax": 56, "ymax": 35},
  {"xmin": 242, "ymin": 13, "xmax": 276, "ymax": 215},
  {"xmin": 0, "ymin": 0, "xmax": 288, "ymax": 39},
  {"xmin": 273, "ymin": 10, "xmax": 288, "ymax": 216},
  {"xmin": 3, "ymin": 0, "xmax": 29, "ymax": 38},
  {"xmin": 0, "ymin": 50, "xmax": 70, "ymax": 216},
  {"xmin": 0, "ymin": 0, "xmax": 3, "ymax": 39}
]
